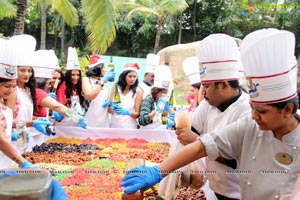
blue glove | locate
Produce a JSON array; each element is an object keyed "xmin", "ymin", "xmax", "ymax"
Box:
[
  {"xmin": 77, "ymin": 117, "xmax": 87, "ymax": 129},
  {"xmin": 52, "ymin": 111, "xmax": 65, "ymax": 122},
  {"xmin": 11, "ymin": 132, "xmax": 29, "ymax": 142},
  {"xmin": 167, "ymin": 113, "xmax": 175, "ymax": 129},
  {"xmin": 32, "ymin": 118, "xmax": 52, "ymax": 136},
  {"xmin": 19, "ymin": 160, "xmax": 36, "ymax": 168},
  {"xmin": 164, "ymin": 101, "xmax": 170, "ymax": 111},
  {"xmin": 111, "ymin": 101, "xmax": 120, "ymax": 110},
  {"xmin": 121, "ymin": 166, "xmax": 162, "ymax": 194},
  {"xmin": 115, "ymin": 107, "xmax": 131, "ymax": 115},
  {"xmin": 51, "ymin": 179, "xmax": 68, "ymax": 200},
  {"xmin": 49, "ymin": 92, "xmax": 57, "ymax": 100},
  {"xmin": 11, "ymin": 132, "xmax": 19, "ymax": 141},
  {"xmin": 102, "ymin": 69, "xmax": 115, "ymax": 82},
  {"xmin": 102, "ymin": 99, "xmax": 111, "ymax": 108}
]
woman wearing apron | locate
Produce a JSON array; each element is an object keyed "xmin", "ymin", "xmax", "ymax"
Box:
[
  {"xmin": 53, "ymin": 47, "xmax": 87, "ymax": 127},
  {"xmin": 82, "ymin": 54, "xmax": 115, "ymax": 128},
  {"xmin": 138, "ymin": 64, "xmax": 174, "ymax": 130},
  {"xmin": 108, "ymin": 63, "xmax": 143, "ymax": 129}
]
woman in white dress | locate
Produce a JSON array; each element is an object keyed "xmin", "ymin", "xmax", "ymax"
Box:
[
  {"xmin": 82, "ymin": 54, "xmax": 115, "ymax": 128},
  {"xmin": 108, "ymin": 63, "xmax": 143, "ymax": 129}
]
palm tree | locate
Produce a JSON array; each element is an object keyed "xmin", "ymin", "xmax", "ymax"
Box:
[
  {"xmin": 14, "ymin": 0, "xmax": 27, "ymax": 35},
  {"xmin": 123, "ymin": 0, "xmax": 188, "ymax": 53},
  {"xmin": 32, "ymin": 0, "xmax": 79, "ymax": 49},
  {"xmin": 0, "ymin": 0, "xmax": 16, "ymax": 20},
  {"xmin": 81, "ymin": 0, "xmax": 119, "ymax": 53}
]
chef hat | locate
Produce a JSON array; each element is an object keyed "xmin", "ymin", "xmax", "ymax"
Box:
[
  {"xmin": 0, "ymin": 38, "xmax": 17, "ymax": 79},
  {"xmin": 122, "ymin": 62, "xmax": 140, "ymax": 73},
  {"xmin": 145, "ymin": 53, "xmax": 159, "ymax": 73},
  {"xmin": 8, "ymin": 34, "xmax": 36, "ymax": 67},
  {"xmin": 66, "ymin": 47, "xmax": 80, "ymax": 70},
  {"xmin": 49, "ymin": 50, "xmax": 59, "ymax": 69},
  {"xmin": 154, "ymin": 64, "xmax": 172, "ymax": 89},
  {"xmin": 241, "ymin": 28, "xmax": 297, "ymax": 103},
  {"xmin": 197, "ymin": 34, "xmax": 240, "ymax": 83},
  {"xmin": 32, "ymin": 50, "xmax": 57, "ymax": 78},
  {"xmin": 89, "ymin": 53, "xmax": 104, "ymax": 68},
  {"xmin": 182, "ymin": 57, "xmax": 200, "ymax": 85}
]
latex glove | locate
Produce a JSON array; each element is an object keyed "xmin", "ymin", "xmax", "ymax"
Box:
[
  {"xmin": 32, "ymin": 118, "xmax": 52, "ymax": 136},
  {"xmin": 164, "ymin": 101, "xmax": 170, "ymax": 111},
  {"xmin": 19, "ymin": 160, "xmax": 36, "ymax": 168},
  {"xmin": 115, "ymin": 107, "xmax": 131, "ymax": 116},
  {"xmin": 11, "ymin": 132, "xmax": 29, "ymax": 142},
  {"xmin": 51, "ymin": 179, "xmax": 68, "ymax": 200},
  {"xmin": 49, "ymin": 92, "xmax": 57, "ymax": 100},
  {"xmin": 77, "ymin": 117, "xmax": 87, "ymax": 129},
  {"xmin": 52, "ymin": 111, "xmax": 65, "ymax": 122},
  {"xmin": 111, "ymin": 101, "xmax": 120, "ymax": 110},
  {"xmin": 167, "ymin": 113, "xmax": 175, "ymax": 129},
  {"xmin": 11, "ymin": 132, "xmax": 19, "ymax": 141},
  {"xmin": 121, "ymin": 165, "xmax": 162, "ymax": 194},
  {"xmin": 102, "ymin": 69, "xmax": 115, "ymax": 82},
  {"xmin": 102, "ymin": 99, "xmax": 111, "ymax": 108}
]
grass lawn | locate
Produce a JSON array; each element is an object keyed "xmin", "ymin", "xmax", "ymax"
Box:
[{"xmin": 174, "ymin": 88, "xmax": 190, "ymax": 106}]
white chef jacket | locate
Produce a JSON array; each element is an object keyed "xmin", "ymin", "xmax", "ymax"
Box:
[
  {"xmin": 192, "ymin": 91, "xmax": 251, "ymax": 199},
  {"xmin": 138, "ymin": 81, "xmax": 152, "ymax": 99},
  {"xmin": 200, "ymin": 116, "xmax": 300, "ymax": 200}
]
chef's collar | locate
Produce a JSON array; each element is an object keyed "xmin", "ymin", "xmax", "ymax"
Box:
[
  {"xmin": 217, "ymin": 88, "xmax": 242, "ymax": 112},
  {"xmin": 143, "ymin": 80, "xmax": 152, "ymax": 87}
]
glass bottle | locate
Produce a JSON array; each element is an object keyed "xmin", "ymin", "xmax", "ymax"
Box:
[
  {"xmin": 108, "ymin": 56, "xmax": 115, "ymax": 82},
  {"xmin": 16, "ymin": 121, "xmax": 28, "ymax": 153},
  {"xmin": 114, "ymin": 86, "xmax": 121, "ymax": 105}
]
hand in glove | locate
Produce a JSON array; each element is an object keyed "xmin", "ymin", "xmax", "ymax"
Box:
[
  {"xmin": 121, "ymin": 165, "xmax": 162, "ymax": 194},
  {"xmin": 19, "ymin": 160, "xmax": 36, "ymax": 168},
  {"xmin": 111, "ymin": 101, "xmax": 120, "ymax": 110},
  {"xmin": 52, "ymin": 111, "xmax": 65, "ymax": 122},
  {"xmin": 32, "ymin": 118, "xmax": 52, "ymax": 136},
  {"xmin": 51, "ymin": 179, "xmax": 68, "ymax": 200},
  {"xmin": 167, "ymin": 113, "xmax": 175, "ymax": 129},
  {"xmin": 77, "ymin": 117, "xmax": 87, "ymax": 129},
  {"xmin": 102, "ymin": 99, "xmax": 111, "ymax": 108},
  {"xmin": 49, "ymin": 92, "xmax": 57, "ymax": 100},
  {"xmin": 11, "ymin": 132, "xmax": 29, "ymax": 142},
  {"xmin": 102, "ymin": 69, "xmax": 115, "ymax": 82},
  {"xmin": 115, "ymin": 106, "xmax": 131, "ymax": 116}
]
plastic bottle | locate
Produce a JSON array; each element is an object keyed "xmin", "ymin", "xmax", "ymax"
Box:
[{"xmin": 108, "ymin": 56, "xmax": 115, "ymax": 82}]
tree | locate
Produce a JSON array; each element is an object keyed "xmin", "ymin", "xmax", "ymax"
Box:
[
  {"xmin": 0, "ymin": 0, "xmax": 16, "ymax": 19},
  {"xmin": 122, "ymin": 0, "xmax": 188, "ymax": 53},
  {"xmin": 32, "ymin": 0, "xmax": 79, "ymax": 49}
]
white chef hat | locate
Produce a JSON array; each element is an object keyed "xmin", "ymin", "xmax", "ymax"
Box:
[
  {"xmin": 89, "ymin": 53, "xmax": 104, "ymax": 68},
  {"xmin": 122, "ymin": 62, "xmax": 140, "ymax": 73},
  {"xmin": 32, "ymin": 50, "xmax": 57, "ymax": 78},
  {"xmin": 241, "ymin": 28, "xmax": 297, "ymax": 103},
  {"xmin": 182, "ymin": 56, "xmax": 201, "ymax": 85},
  {"xmin": 145, "ymin": 53, "xmax": 159, "ymax": 73},
  {"xmin": 49, "ymin": 50, "xmax": 59, "ymax": 69},
  {"xmin": 66, "ymin": 47, "xmax": 80, "ymax": 70},
  {"xmin": 154, "ymin": 64, "xmax": 172, "ymax": 89},
  {"xmin": 8, "ymin": 34, "xmax": 36, "ymax": 67},
  {"xmin": 0, "ymin": 38, "xmax": 17, "ymax": 79},
  {"xmin": 197, "ymin": 33, "xmax": 240, "ymax": 83}
]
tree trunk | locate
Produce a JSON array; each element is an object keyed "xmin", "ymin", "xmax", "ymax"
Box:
[
  {"xmin": 40, "ymin": 0, "xmax": 47, "ymax": 49},
  {"xmin": 177, "ymin": 19, "xmax": 182, "ymax": 44},
  {"xmin": 154, "ymin": 17, "xmax": 163, "ymax": 54},
  {"xmin": 192, "ymin": 0, "xmax": 197, "ymax": 41},
  {"xmin": 13, "ymin": 0, "xmax": 27, "ymax": 35},
  {"xmin": 61, "ymin": 18, "xmax": 65, "ymax": 58}
]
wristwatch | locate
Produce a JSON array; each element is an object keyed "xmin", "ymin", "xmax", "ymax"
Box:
[{"xmin": 96, "ymin": 80, "xmax": 105, "ymax": 87}]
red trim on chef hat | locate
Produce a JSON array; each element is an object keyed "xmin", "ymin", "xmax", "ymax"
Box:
[
  {"xmin": 122, "ymin": 62, "xmax": 140, "ymax": 73},
  {"xmin": 89, "ymin": 54, "xmax": 104, "ymax": 68}
]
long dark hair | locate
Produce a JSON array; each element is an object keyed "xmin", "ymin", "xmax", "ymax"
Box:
[
  {"xmin": 150, "ymin": 87, "xmax": 165, "ymax": 102},
  {"xmin": 21, "ymin": 67, "xmax": 37, "ymax": 113},
  {"xmin": 64, "ymin": 69, "xmax": 85, "ymax": 108},
  {"xmin": 116, "ymin": 70, "xmax": 139, "ymax": 97},
  {"xmin": 85, "ymin": 64, "xmax": 104, "ymax": 78},
  {"xmin": 54, "ymin": 69, "xmax": 65, "ymax": 89}
]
